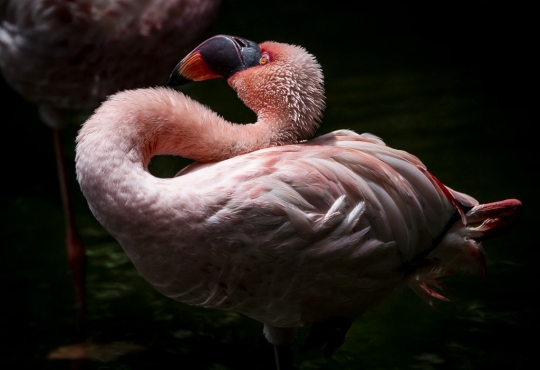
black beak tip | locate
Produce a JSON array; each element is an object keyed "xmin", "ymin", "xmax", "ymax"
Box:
[{"xmin": 166, "ymin": 70, "xmax": 192, "ymax": 87}]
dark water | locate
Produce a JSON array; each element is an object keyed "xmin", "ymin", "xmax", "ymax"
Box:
[{"xmin": 1, "ymin": 1, "xmax": 536, "ymax": 369}]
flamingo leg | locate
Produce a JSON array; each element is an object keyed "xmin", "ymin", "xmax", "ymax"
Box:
[{"xmin": 52, "ymin": 128, "xmax": 87, "ymax": 341}]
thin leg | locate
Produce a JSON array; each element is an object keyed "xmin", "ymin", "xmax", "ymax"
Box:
[
  {"xmin": 52, "ymin": 128, "xmax": 87, "ymax": 341},
  {"xmin": 263, "ymin": 325, "xmax": 297, "ymax": 370}
]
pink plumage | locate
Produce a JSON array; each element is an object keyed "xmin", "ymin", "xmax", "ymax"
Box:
[{"xmin": 75, "ymin": 35, "xmax": 522, "ymax": 368}]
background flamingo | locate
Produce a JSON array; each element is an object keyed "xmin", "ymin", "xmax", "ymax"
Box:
[
  {"xmin": 2, "ymin": 1, "xmax": 535, "ymax": 369},
  {"xmin": 0, "ymin": 0, "xmax": 221, "ymax": 346},
  {"xmin": 75, "ymin": 34, "xmax": 522, "ymax": 370}
]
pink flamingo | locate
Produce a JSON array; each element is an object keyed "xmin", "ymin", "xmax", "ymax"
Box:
[
  {"xmin": 75, "ymin": 35, "xmax": 522, "ymax": 369},
  {"xmin": 0, "ymin": 0, "xmax": 221, "ymax": 342}
]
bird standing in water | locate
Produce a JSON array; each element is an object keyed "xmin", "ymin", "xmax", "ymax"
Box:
[
  {"xmin": 75, "ymin": 35, "xmax": 522, "ymax": 369},
  {"xmin": 0, "ymin": 0, "xmax": 221, "ymax": 344}
]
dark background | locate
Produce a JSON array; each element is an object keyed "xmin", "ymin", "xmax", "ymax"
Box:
[{"xmin": 1, "ymin": 1, "xmax": 536, "ymax": 369}]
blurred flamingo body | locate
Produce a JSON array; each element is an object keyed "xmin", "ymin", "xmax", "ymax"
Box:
[
  {"xmin": 0, "ymin": 0, "xmax": 221, "ymax": 342},
  {"xmin": 0, "ymin": 0, "xmax": 220, "ymax": 110},
  {"xmin": 75, "ymin": 36, "xmax": 522, "ymax": 368}
]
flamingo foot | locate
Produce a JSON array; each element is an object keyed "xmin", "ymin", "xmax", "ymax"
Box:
[{"xmin": 299, "ymin": 317, "xmax": 352, "ymax": 358}]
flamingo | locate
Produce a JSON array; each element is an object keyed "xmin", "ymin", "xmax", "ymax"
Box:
[
  {"xmin": 0, "ymin": 0, "xmax": 221, "ymax": 343},
  {"xmin": 74, "ymin": 35, "xmax": 523, "ymax": 369}
]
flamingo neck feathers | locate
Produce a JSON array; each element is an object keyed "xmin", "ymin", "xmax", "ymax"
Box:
[
  {"xmin": 77, "ymin": 87, "xmax": 262, "ymax": 167},
  {"xmin": 228, "ymin": 41, "xmax": 325, "ymax": 146}
]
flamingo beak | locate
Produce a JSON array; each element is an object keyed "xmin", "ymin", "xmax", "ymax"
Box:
[{"xmin": 167, "ymin": 35, "xmax": 262, "ymax": 87}]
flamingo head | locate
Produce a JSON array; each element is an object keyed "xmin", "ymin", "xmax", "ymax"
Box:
[{"xmin": 167, "ymin": 34, "xmax": 325, "ymax": 142}]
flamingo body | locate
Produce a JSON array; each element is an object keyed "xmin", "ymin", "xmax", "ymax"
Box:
[
  {"xmin": 75, "ymin": 35, "xmax": 522, "ymax": 364},
  {"xmin": 0, "ymin": 0, "xmax": 221, "ymax": 112}
]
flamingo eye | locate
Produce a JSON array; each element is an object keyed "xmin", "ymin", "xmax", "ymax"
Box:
[{"xmin": 259, "ymin": 52, "xmax": 270, "ymax": 65}]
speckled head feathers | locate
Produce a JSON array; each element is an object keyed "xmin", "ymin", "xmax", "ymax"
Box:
[{"xmin": 228, "ymin": 41, "xmax": 325, "ymax": 144}]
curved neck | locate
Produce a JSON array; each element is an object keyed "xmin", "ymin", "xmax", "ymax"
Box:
[
  {"xmin": 79, "ymin": 82, "xmax": 325, "ymax": 167},
  {"xmin": 83, "ymin": 87, "xmax": 293, "ymax": 165}
]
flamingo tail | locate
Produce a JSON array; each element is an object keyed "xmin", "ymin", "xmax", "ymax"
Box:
[{"xmin": 407, "ymin": 198, "xmax": 522, "ymax": 305}]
